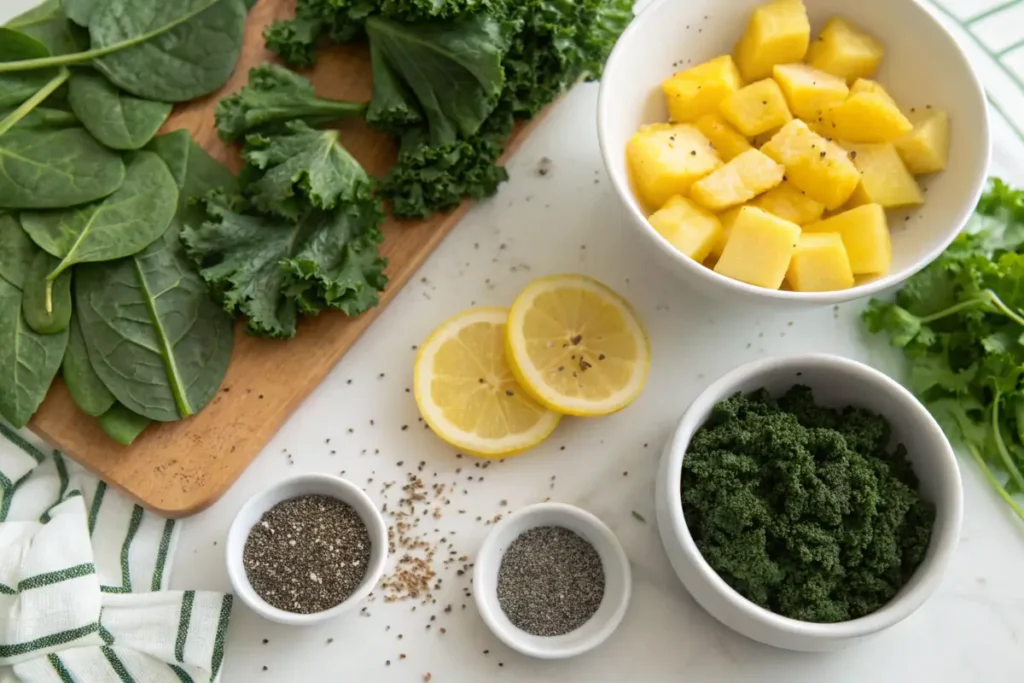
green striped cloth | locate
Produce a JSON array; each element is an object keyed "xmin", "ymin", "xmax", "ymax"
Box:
[{"xmin": 0, "ymin": 423, "xmax": 232, "ymax": 683}]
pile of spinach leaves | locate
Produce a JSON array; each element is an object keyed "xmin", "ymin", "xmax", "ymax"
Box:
[
  {"xmin": 263, "ymin": 0, "xmax": 633, "ymax": 219},
  {"xmin": 0, "ymin": 0, "xmax": 249, "ymax": 443}
]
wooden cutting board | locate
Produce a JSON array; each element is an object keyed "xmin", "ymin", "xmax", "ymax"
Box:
[{"xmin": 28, "ymin": 0, "xmax": 552, "ymax": 518}]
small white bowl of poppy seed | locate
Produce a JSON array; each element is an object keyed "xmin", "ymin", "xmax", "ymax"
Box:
[
  {"xmin": 473, "ymin": 502, "xmax": 632, "ymax": 659},
  {"xmin": 226, "ymin": 473, "xmax": 388, "ymax": 625},
  {"xmin": 655, "ymin": 353, "xmax": 963, "ymax": 652}
]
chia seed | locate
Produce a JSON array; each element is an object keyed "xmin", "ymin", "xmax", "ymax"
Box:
[
  {"xmin": 243, "ymin": 495, "xmax": 371, "ymax": 614},
  {"xmin": 496, "ymin": 526, "xmax": 605, "ymax": 636}
]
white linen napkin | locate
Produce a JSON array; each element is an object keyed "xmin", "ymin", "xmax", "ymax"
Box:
[{"xmin": 0, "ymin": 423, "xmax": 232, "ymax": 683}]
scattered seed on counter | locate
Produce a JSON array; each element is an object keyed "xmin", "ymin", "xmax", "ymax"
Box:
[
  {"xmin": 497, "ymin": 526, "xmax": 605, "ymax": 637},
  {"xmin": 243, "ymin": 495, "xmax": 371, "ymax": 614}
]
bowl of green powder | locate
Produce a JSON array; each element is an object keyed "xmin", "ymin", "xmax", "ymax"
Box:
[{"xmin": 655, "ymin": 354, "xmax": 962, "ymax": 652}]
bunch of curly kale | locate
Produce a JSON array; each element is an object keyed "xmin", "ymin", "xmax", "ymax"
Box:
[
  {"xmin": 264, "ymin": 0, "xmax": 633, "ymax": 218},
  {"xmin": 681, "ymin": 386, "xmax": 936, "ymax": 623}
]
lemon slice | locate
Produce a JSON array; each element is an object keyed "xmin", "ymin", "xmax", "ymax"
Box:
[
  {"xmin": 414, "ymin": 307, "xmax": 561, "ymax": 457},
  {"xmin": 506, "ymin": 275, "xmax": 650, "ymax": 416}
]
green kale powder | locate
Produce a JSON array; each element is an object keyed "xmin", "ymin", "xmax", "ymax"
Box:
[{"xmin": 681, "ymin": 386, "xmax": 936, "ymax": 623}]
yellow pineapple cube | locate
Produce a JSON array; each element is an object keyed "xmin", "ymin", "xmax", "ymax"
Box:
[
  {"xmin": 803, "ymin": 204, "xmax": 890, "ymax": 274},
  {"xmin": 849, "ymin": 78, "xmax": 897, "ymax": 107},
  {"xmin": 761, "ymin": 120, "xmax": 860, "ymax": 209},
  {"xmin": 710, "ymin": 206, "xmax": 744, "ymax": 259},
  {"xmin": 895, "ymin": 108, "xmax": 950, "ymax": 175},
  {"xmin": 627, "ymin": 123, "xmax": 722, "ymax": 210},
  {"xmin": 822, "ymin": 92, "xmax": 913, "ymax": 143},
  {"xmin": 844, "ymin": 142, "xmax": 923, "ymax": 208},
  {"xmin": 714, "ymin": 206, "xmax": 801, "ymax": 289},
  {"xmin": 786, "ymin": 232, "xmax": 855, "ymax": 291},
  {"xmin": 690, "ymin": 149, "xmax": 785, "ymax": 212},
  {"xmin": 662, "ymin": 56, "xmax": 744, "ymax": 123},
  {"xmin": 805, "ymin": 17, "xmax": 885, "ymax": 84},
  {"xmin": 750, "ymin": 181, "xmax": 825, "ymax": 224},
  {"xmin": 734, "ymin": 0, "xmax": 811, "ymax": 81},
  {"xmin": 772, "ymin": 63, "xmax": 849, "ymax": 121},
  {"xmin": 647, "ymin": 195, "xmax": 723, "ymax": 262},
  {"xmin": 695, "ymin": 113, "xmax": 753, "ymax": 161},
  {"xmin": 719, "ymin": 79, "xmax": 793, "ymax": 137}
]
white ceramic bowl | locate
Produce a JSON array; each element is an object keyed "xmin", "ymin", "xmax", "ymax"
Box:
[
  {"xmin": 655, "ymin": 354, "xmax": 962, "ymax": 651},
  {"xmin": 598, "ymin": 0, "xmax": 989, "ymax": 306},
  {"xmin": 225, "ymin": 473, "xmax": 388, "ymax": 625},
  {"xmin": 473, "ymin": 503, "xmax": 632, "ymax": 659}
]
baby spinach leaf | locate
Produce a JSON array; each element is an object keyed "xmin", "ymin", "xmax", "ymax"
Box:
[
  {"xmin": 242, "ymin": 120, "xmax": 372, "ymax": 219},
  {"xmin": 215, "ymin": 63, "xmax": 367, "ymax": 142},
  {"xmin": 0, "ymin": 106, "xmax": 77, "ymax": 130},
  {"xmin": 364, "ymin": 14, "xmax": 512, "ymax": 144},
  {"xmin": 0, "ymin": 127, "xmax": 125, "ymax": 209},
  {"xmin": 75, "ymin": 225, "xmax": 234, "ymax": 421},
  {"xmin": 63, "ymin": 310, "xmax": 115, "ymax": 417},
  {"xmin": 90, "ymin": 0, "xmax": 249, "ymax": 102},
  {"xmin": 21, "ymin": 249, "xmax": 71, "ymax": 334},
  {"xmin": 63, "ymin": 0, "xmax": 98, "ymax": 27},
  {"xmin": 20, "ymin": 151, "xmax": 178, "ymax": 289},
  {"xmin": 0, "ymin": 27, "xmax": 57, "ymax": 108},
  {"xmin": 0, "ymin": 66, "xmax": 71, "ymax": 136},
  {"xmin": 0, "ymin": 276, "xmax": 68, "ymax": 428},
  {"xmin": 6, "ymin": 0, "xmax": 89, "ymax": 55},
  {"xmin": 182, "ymin": 190, "xmax": 386, "ymax": 338},
  {"xmin": 97, "ymin": 402, "xmax": 151, "ymax": 445},
  {"xmin": 147, "ymin": 129, "xmax": 237, "ymax": 210},
  {"xmin": 68, "ymin": 70, "xmax": 172, "ymax": 149},
  {"xmin": 0, "ymin": 214, "xmax": 36, "ymax": 288}
]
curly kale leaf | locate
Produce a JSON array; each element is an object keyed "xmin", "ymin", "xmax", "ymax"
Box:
[
  {"xmin": 364, "ymin": 13, "xmax": 515, "ymax": 143},
  {"xmin": 681, "ymin": 387, "xmax": 935, "ymax": 623},
  {"xmin": 215, "ymin": 64, "xmax": 366, "ymax": 141},
  {"xmin": 241, "ymin": 120, "xmax": 373, "ymax": 219},
  {"xmin": 264, "ymin": 0, "xmax": 377, "ymax": 67},
  {"xmin": 181, "ymin": 191, "xmax": 387, "ymax": 338}
]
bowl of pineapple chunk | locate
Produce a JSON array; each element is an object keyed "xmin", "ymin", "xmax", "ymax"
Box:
[{"xmin": 598, "ymin": 0, "xmax": 988, "ymax": 302}]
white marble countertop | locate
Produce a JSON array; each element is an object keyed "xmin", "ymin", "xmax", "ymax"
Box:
[{"xmin": 6, "ymin": 2, "xmax": 1024, "ymax": 681}]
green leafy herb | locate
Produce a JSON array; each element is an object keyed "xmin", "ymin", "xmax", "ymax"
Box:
[
  {"xmin": 75, "ymin": 224, "xmax": 234, "ymax": 421},
  {"xmin": 0, "ymin": 106, "xmax": 77, "ymax": 129},
  {"xmin": 215, "ymin": 63, "xmax": 367, "ymax": 142},
  {"xmin": 0, "ymin": 127, "xmax": 125, "ymax": 209},
  {"xmin": 62, "ymin": 310, "xmax": 116, "ymax": 417},
  {"xmin": 21, "ymin": 250, "xmax": 71, "ymax": 333},
  {"xmin": 68, "ymin": 70, "xmax": 172, "ymax": 149},
  {"xmin": 0, "ymin": 0, "xmax": 249, "ymax": 103},
  {"xmin": 241, "ymin": 120, "xmax": 373, "ymax": 219},
  {"xmin": 62, "ymin": 0, "xmax": 99, "ymax": 27},
  {"xmin": 182, "ymin": 190, "xmax": 387, "ymax": 338},
  {"xmin": 682, "ymin": 386, "xmax": 935, "ymax": 623},
  {"xmin": 0, "ymin": 276, "xmax": 69, "ymax": 428},
  {"xmin": 146, "ymin": 128, "xmax": 239, "ymax": 227},
  {"xmin": 7, "ymin": 0, "xmax": 90, "ymax": 55},
  {"xmin": 20, "ymin": 150, "xmax": 178, "ymax": 303},
  {"xmin": 864, "ymin": 178, "xmax": 1024, "ymax": 522},
  {"xmin": 0, "ymin": 214, "xmax": 36, "ymax": 288},
  {"xmin": 97, "ymin": 402, "xmax": 151, "ymax": 445},
  {"xmin": 0, "ymin": 27, "xmax": 60, "ymax": 109},
  {"xmin": 0, "ymin": 65, "xmax": 71, "ymax": 136}
]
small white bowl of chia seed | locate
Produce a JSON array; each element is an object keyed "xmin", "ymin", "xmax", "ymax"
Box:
[
  {"xmin": 473, "ymin": 502, "xmax": 632, "ymax": 659},
  {"xmin": 226, "ymin": 473, "xmax": 388, "ymax": 625}
]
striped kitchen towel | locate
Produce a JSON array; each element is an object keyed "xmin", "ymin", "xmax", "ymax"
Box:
[{"xmin": 0, "ymin": 423, "xmax": 233, "ymax": 683}]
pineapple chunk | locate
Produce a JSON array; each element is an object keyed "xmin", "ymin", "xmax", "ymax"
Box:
[
  {"xmin": 786, "ymin": 232, "xmax": 855, "ymax": 291},
  {"xmin": 627, "ymin": 123, "xmax": 722, "ymax": 210},
  {"xmin": 719, "ymin": 79, "xmax": 793, "ymax": 137},
  {"xmin": 647, "ymin": 195, "xmax": 723, "ymax": 262},
  {"xmin": 750, "ymin": 181, "xmax": 825, "ymax": 224},
  {"xmin": 714, "ymin": 206, "xmax": 801, "ymax": 289},
  {"xmin": 734, "ymin": 0, "xmax": 811, "ymax": 81},
  {"xmin": 849, "ymin": 78, "xmax": 897, "ymax": 107},
  {"xmin": 761, "ymin": 120, "xmax": 860, "ymax": 209},
  {"xmin": 822, "ymin": 92, "xmax": 913, "ymax": 143},
  {"xmin": 772, "ymin": 63, "xmax": 849, "ymax": 121},
  {"xmin": 662, "ymin": 56, "xmax": 744, "ymax": 123},
  {"xmin": 711, "ymin": 206, "xmax": 744, "ymax": 259},
  {"xmin": 895, "ymin": 108, "xmax": 950, "ymax": 175},
  {"xmin": 805, "ymin": 17, "xmax": 885, "ymax": 84},
  {"xmin": 803, "ymin": 204, "xmax": 890, "ymax": 274},
  {"xmin": 690, "ymin": 149, "xmax": 785, "ymax": 212},
  {"xmin": 844, "ymin": 142, "xmax": 923, "ymax": 208},
  {"xmin": 695, "ymin": 113, "xmax": 753, "ymax": 161}
]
